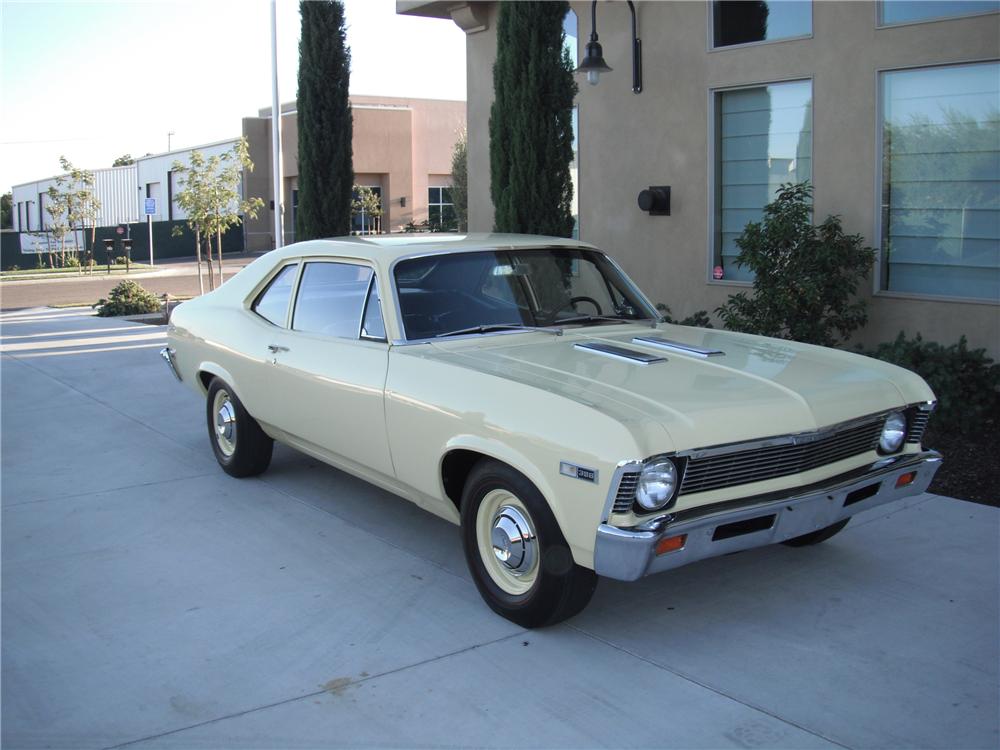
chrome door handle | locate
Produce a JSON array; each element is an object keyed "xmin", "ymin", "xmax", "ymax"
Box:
[{"xmin": 267, "ymin": 344, "xmax": 289, "ymax": 353}]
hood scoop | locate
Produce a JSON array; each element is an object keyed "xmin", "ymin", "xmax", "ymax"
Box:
[
  {"xmin": 574, "ymin": 342, "xmax": 666, "ymax": 365},
  {"xmin": 632, "ymin": 335, "xmax": 725, "ymax": 358}
]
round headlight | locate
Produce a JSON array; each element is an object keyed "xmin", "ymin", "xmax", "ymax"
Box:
[
  {"xmin": 879, "ymin": 412, "xmax": 906, "ymax": 454},
  {"xmin": 635, "ymin": 460, "xmax": 678, "ymax": 511}
]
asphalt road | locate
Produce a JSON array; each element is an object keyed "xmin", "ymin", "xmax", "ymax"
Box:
[
  {"xmin": 0, "ymin": 255, "xmax": 263, "ymax": 309},
  {"xmin": 1, "ymin": 308, "xmax": 997, "ymax": 750}
]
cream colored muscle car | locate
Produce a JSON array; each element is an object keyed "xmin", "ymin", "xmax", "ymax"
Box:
[{"xmin": 162, "ymin": 234, "xmax": 942, "ymax": 627}]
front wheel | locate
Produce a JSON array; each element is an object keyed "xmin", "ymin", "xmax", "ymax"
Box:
[
  {"xmin": 781, "ymin": 518, "xmax": 850, "ymax": 547},
  {"xmin": 461, "ymin": 460, "xmax": 597, "ymax": 628},
  {"xmin": 206, "ymin": 377, "xmax": 273, "ymax": 478}
]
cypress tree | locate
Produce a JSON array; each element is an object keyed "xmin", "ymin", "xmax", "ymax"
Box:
[
  {"xmin": 489, "ymin": 1, "xmax": 577, "ymax": 237},
  {"xmin": 296, "ymin": 0, "xmax": 353, "ymax": 240}
]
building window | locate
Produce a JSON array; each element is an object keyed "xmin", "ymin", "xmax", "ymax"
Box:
[
  {"xmin": 713, "ymin": 80, "xmax": 813, "ymax": 282},
  {"xmin": 351, "ymin": 185, "xmax": 382, "ymax": 234},
  {"xmin": 879, "ymin": 1, "xmax": 999, "ymax": 26},
  {"xmin": 428, "ymin": 186, "xmax": 457, "ymax": 231},
  {"xmin": 712, "ymin": 1, "xmax": 811, "ymax": 48},
  {"xmin": 879, "ymin": 61, "xmax": 999, "ymax": 302}
]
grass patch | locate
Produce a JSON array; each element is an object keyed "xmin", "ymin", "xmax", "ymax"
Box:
[{"xmin": 1, "ymin": 264, "xmax": 153, "ymax": 279}]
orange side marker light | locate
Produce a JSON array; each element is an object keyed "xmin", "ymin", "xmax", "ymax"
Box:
[
  {"xmin": 895, "ymin": 471, "xmax": 917, "ymax": 489},
  {"xmin": 656, "ymin": 534, "xmax": 687, "ymax": 556}
]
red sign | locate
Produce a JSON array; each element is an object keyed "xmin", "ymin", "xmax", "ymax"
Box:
[
  {"xmin": 713, "ymin": 265, "xmax": 724, "ymax": 280},
  {"xmin": 116, "ymin": 226, "xmax": 125, "ymax": 235}
]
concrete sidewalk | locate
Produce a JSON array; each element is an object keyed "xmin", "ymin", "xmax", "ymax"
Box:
[{"xmin": 2, "ymin": 308, "xmax": 997, "ymax": 749}]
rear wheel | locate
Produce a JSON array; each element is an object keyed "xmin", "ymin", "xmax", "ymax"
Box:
[
  {"xmin": 461, "ymin": 460, "xmax": 597, "ymax": 628},
  {"xmin": 782, "ymin": 518, "xmax": 850, "ymax": 547},
  {"xmin": 206, "ymin": 377, "xmax": 273, "ymax": 478}
]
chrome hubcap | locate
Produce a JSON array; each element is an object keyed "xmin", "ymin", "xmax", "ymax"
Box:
[
  {"xmin": 476, "ymin": 490, "xmax": 540, "ymax": 595},
  {"xmin": 216, "ymin": 401, "xmax": 235, "ymax": 441},
  {"xmin": 212, "ymin": 391, "xmax": 237, "ymax": 457},
  {"xmin": 490, "ymin": 505, "xmax": 536, "ymax": 575}
]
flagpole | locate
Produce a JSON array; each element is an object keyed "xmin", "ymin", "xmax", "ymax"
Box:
[{"xmin": 270, "ymin": 0, "xmax": 284, "ymax": 249}]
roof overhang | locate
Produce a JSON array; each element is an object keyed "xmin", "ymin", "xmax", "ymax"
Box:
[{"xmin": 396, "ymin": 1, "xmax": 490, "ymax": 33}]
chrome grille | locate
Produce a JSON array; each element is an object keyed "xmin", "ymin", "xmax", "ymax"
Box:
[
  {"xmin": 612, "ymin": 472, "xmax": 641, "ymax": 513},
  {"xmin": 907, "ymin": 411, "xmax": 931, "ymax": 444},
  {"xmin": 679, "ymin": 417, "xmax": 884, "ymax": 496}
]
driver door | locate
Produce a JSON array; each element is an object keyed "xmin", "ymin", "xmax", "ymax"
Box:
[{"xmin": 267, "ymin": 260, "xmax": 394, "ymax": 478}]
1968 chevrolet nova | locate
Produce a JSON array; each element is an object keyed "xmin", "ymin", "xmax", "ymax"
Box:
[{"xmin": 163, "ymin": 234, "xmax": 942, "ymax": 627}]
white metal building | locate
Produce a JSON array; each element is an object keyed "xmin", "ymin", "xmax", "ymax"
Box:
[
  {"xmin": 11, "ymin": 166, "xmax": 138, "ymax": 233},
  {"xmin": 135, "ymin": 139, "xmax": 239, "ymax": 222},
  {"xmin": 10, "ymin": 138, "xmax": 239, "ymax": 233}
]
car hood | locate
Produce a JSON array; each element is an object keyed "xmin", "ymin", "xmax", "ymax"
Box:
[{"xmin": 417, "ymin": 323, "xmax": 934, "ymax": 451}]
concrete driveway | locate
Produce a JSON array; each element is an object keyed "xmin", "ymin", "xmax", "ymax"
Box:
[{"xmin": 2, "ymin": 308, "xmax": 997, "ymax": 750}]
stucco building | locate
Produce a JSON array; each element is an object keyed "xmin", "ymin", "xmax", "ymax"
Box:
[
  {"xmin": 242, "ymin": 95, "xmax": 466, "ymax": 250},
  {"xmin": 399, "ymin": 0, "xmax": 999, "ymax": 356}
]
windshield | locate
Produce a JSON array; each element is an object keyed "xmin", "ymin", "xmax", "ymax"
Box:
[{"xmin": 393, "ymin": 248, "xmax": 653, "ymax": 340}]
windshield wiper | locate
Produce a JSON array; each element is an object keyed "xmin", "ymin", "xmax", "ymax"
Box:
[
  {"xmin": 547, "ymin": 314, "xmax": 653, "ymax": 327},
  {"xmin": 435, "ymin": 323, "xmax": 563, "ymax": 338}
]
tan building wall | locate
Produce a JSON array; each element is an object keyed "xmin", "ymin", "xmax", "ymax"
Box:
[
  {"xmin": 402, "ymin": 0, "xmax": 999, "ymax": 358},
  {"xmin": 243, "ymin": 95, "xmax": 465, "ymax": 250}
]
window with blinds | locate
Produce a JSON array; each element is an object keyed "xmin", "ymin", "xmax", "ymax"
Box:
[
  {"xmin": 880, "ymin": 62, "xmax": 999, "ymax": 301},
  {"xmin": 714, "ymin": 80, "xmax": 813, "ymax": 282}
]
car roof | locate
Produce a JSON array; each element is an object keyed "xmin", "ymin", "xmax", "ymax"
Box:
[{"xmin": 262, "ymin": 233, "xmax": 599, "ymax": 267}]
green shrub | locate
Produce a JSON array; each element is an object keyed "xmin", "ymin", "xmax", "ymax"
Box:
[
  {"xmin": 63, "ymin": 255, "xmax": 80, "ymax": 268},
  {"xmin": 657, "ymin": 303, "xmax": 713, "ymax": 328},
  {"xmin": 861, "ymin": 332, "xmax": 1000, "ymax": 434},
  {"xmin": 94, "ymin": 280, "xmax": 161, "ymax": 317},
  {"xmin": 114, "ymin": 255, "xmax": 128, "ymax": 266},
  {"xmin": 715, "ymin": 182, "xmax": 875, "ymax": 347},
  {"xmin": 8, "ymin": 265, "xmax": 18, "ymax": 272}
]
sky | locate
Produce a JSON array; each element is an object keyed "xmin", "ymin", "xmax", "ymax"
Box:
[{"xmin": 0, "ymin": 0, "xmax": 467, "ymax": 191}]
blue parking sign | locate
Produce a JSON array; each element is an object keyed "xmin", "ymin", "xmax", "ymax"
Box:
[{"xmin": 144, "ymin": 197, "xmax": 156, "ymax": 215}]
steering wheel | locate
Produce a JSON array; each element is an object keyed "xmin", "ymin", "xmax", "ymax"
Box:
[{"xmin": 552, "ymin": 296, "xmax": 603, "ymax": 318}]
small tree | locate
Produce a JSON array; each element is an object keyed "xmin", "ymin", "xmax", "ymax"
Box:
[
  {"xmin": 351, "ymin": 186, "xmax": 382, "ymax": 235},
  {"xmin": 44, "ymin": 188, "xmax": 68, "ymax": 269},
  {"xmin": 450, "ymin": 130, "xmax": 468, "ymax": 232},
  {"xmin": 489, "ymin": 1, "xmax": 577, "ymax": 237},
  {"xmin": 296, "ymin": 0, "xmax": 353, "ymax": 240},
  {"xmin": 173, "ymin": 150, "xmax": 213, "ymax": 292},
  {"xmin": 715, "ymin": 182, "xmax": 875, "ymax": 347},
  {"xmin": 49, "ymin": 157, "xmax": 100, "ymax": 268},
  {"xmin": 207, "ymin": 139, "xmax": 263, "ymax": 283},
  {"xmin": 173, "ymin": 139, "xmax": 263, "ymax": 292},
  {"xmin": 112, "ymin": 154, "xmax": 135, "ymax": 167}
]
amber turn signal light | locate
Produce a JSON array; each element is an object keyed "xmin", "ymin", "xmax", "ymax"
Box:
[
  {"xmin": 895, "ymin": 471, "xmax": 917, "ymax": 488},
  {"xmin": 655, "ymin": 534, "xmax": 687, "ymax": 556}
]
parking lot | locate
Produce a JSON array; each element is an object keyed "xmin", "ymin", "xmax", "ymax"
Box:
[{"xmin": 2, "ymin": 307, "xmax": 998, "ymax": 750}]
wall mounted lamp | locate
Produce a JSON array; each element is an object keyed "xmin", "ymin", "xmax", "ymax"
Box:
[
  {"xmin": 574, "ymin": 0, "xmax": 642, "ymax": 93},
  {"xmin": 638, "ymin": 186, "xmax": 670, "ymax": 215}
]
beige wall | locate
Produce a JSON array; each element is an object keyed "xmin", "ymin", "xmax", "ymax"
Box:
[
  {"xmin": 449, "ymin": 0, "xmax": 999, "ymax": 357},
  {"xmin": 243, "ymin": 95, "xmax": 465, "ymax": 250}
]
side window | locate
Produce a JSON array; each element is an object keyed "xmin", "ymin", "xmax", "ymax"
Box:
[
  {"xmin": 293, "ymin": 262, "xmax": 373, "ymax": 338},
  {"xmin": 252, "ymin": 264, "xmax": 298, "ymax": 326},
  {"xmin": 361, "ymin": 277, "xmax": 386, "ymax": 341}
]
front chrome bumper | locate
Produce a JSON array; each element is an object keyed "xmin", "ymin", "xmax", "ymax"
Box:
[
  {"xmin": 160, "ymin": 347, "xmax": 182, "ymax": 381},
  {"xmin": 594, "ymin": 450, "xmax": 942, "ymax": 581}
]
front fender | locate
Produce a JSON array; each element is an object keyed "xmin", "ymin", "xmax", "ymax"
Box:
[{"xmin": 440, "ymin": 433, "xmax": 603, "ymax": 569}]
